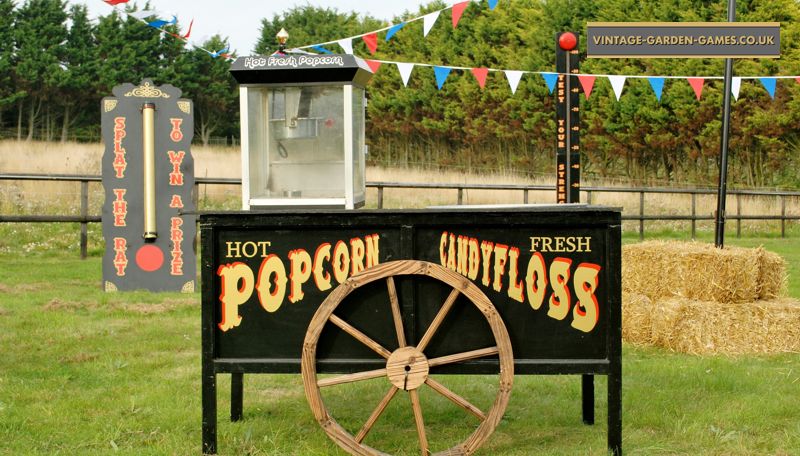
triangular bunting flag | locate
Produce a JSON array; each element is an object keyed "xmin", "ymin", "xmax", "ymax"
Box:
[
  {"xmin": 181, "ymin": 19, "xmax": 193, "ymax": 39},
  {"xmin": 366, "ymin": 60, "xmax": 382, "ymax": 74},
  {"xmin": 608, "ymin": 75, "xmax": 626, "ymax": 101},
  {"xmin": 434, "ymin": 66, "xmax": 452, "ymax": 90},
  {"xmin": 472, "ymin": 68, "xmax": 489, "ymax": 89},
  {"xmin": 648, "ymin": 77, "xmax": 665, "ymax": 102},
  {"xmin": 796, "ymin": 77, "xmax": 800, "ymax": 85},
  {"xmin": 578, "ymin": 75, "xmax": 596, "ymax": 100},
  {"xmin": 505, "ymin": 70, "xmax": 524, "ymax": 94},
  {"xmin": 731, "ymin": 77, "xmax": 742, "ymax": 100},
  {"xmin": 362, "ymin": 33, "xmax": 378, "ymax": 54},
  {"xmin": 337, "ymin": 38, "xmax": 353, "ymax": 55},
  {"xmin": 148, "ymin": 15, "xmax": 177, "ymax": 28},
  {"xmin": 759, "ymin": 77, "xmax": 777, "ymax": 99},
  {"xmin": 130, "ymin": 10, "xmax": 157, "ymax": 20},
  {"xmin": 386, "ymin": 22, "xmax": 406, "ymax": 41},
  {"xmin": 397, "ymin": 63, "xmax": 414, "ymax": 87},
  {"xmin": 488, "ymin": 0, "xmax": 499, "ymax": 10},
  {"xmin": 311, "ymin": 45, "xmax": 332, "ymax": 55},
  {"xmin": 452, "ymin": 2, "xmax": 469, "ymax": 28},
  {"xmin": 688, "ymin": 78, "xmax": 704, "ymax": 100},
  {"xmin": 541, "ymin": 72, "xmax": 558, "ymax": 94},
  {"xmin": 423, "ymin": 11, "xmax": 440, "ymax": 37}
]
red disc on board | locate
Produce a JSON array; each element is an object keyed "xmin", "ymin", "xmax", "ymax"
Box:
[
  {"xmin": 559, "ymin": 32, "xmax": 578, "ymax": 51},
  {"xmin": 136, "ymin": 244, "xmax": 164, "ymax": 272}
]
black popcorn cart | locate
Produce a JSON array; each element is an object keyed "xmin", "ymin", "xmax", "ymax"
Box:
[{"xmin": 202, "ymin": 48, "xmax": 622, "ymax": 456}]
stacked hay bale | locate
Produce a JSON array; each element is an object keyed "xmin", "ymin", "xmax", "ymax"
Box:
[{"xmin": 622, "ymin": 241, "xmax": 799, "ymax": 355}]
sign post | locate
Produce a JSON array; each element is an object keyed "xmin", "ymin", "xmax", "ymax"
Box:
[
  {"xmin": 556, "ymin": 32, "xmax": 582, "ymax": 204},
  {"xmin": 715, "ymin": 0, "xmax": 737, "ymax": 248}
]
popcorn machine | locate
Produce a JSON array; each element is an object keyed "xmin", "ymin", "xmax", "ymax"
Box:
[{"xmin": 229, "ymin": 46, "xmax": 373, "ymax": 209}]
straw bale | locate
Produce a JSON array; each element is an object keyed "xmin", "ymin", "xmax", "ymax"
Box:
[
  {"xmin": 622, "ymin": 241, "xmax": 787, "ymax": 304},
  {"xmin": 622, "ymin": 294, "xmax": 800, "ymax": 355},
  {"xmin": 756, "ymin": 247, "xmax": 788, "ymax": 299},
  {"xmin": 621, "ymin": 292, "xmax": 653, "ymax": 345}
]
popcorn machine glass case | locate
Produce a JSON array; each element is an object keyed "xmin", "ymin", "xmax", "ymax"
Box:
[{"xmin": 230, "ymin": 55, "xmax": 373, "ymax": 209}]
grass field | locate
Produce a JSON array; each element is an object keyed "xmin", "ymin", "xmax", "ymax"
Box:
[
  {"xmin": 2, "ymin": 140, "xmax": 799, "ymax": 454},
  {"xmin": 0, "ymin": 234, "xmax": 798, "ymax": 455}
]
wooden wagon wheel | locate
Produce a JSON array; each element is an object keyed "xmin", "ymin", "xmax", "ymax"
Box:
[{"xmin": 301, "ymin": 260, "xmax": 513, "ymax": 456}]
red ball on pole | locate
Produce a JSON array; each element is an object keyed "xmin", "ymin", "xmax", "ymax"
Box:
[{"xmin": 559, "ymin": 32, "xmax": 578, "ymax": 51}]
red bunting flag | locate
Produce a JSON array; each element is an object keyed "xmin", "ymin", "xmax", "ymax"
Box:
[
  {"xmin": 578, "ymin": 75, "xmax": 596, "ymax": 100},
  {"xmin": 366, "ymin": 60, "xmax": 382, "ymax": 73},
  {"xmin": 796, "ymin": 77, "xmax": 800, "ymax": 84},
  {"xmin": 688, "ymin": 78, "xmax": 704, "ymax": 100},
  {"xmin": 104, "ymin": 0, "xmax": 130, "ymax": 4},
  {"xmin": 182, "ymin": 19, "xmax": 193, "ymax": 39},
  {"xmin": 472, "ymin": 67, "xmax": 489, "ymax": 89},
  {"xmin": 452, "ymin": 2, "xmax": 469, "ymax": 28},
  {"xmin": 362, "ymin": 33, "xmax": 378, "ymax": 54}
]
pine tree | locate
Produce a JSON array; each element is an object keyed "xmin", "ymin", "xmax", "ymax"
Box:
[
  {"xmin": 0, "ymin": 0, "xmax": 22, "ymax": 134},
  {"xmin": 59, "ymin": 4, "xmax": 97, "ymax": 142},
  {"xmin": 13, "ymin": 0, "xmax": 68, "ymax": 140}
]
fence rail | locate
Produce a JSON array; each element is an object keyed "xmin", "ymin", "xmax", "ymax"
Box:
[{"xmin": 2, "ymin": 173, "xmax": 799, "ymax": 258}]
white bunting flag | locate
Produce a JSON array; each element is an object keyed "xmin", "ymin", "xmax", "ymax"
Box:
[
  {"xmin": 732, "ymin": 77, "xmax": 742, "ymax": 100},
  {"xmin": 505, "ymin": 70, "xmax": 524, "ymax": 94},
  {"xmin": 423, "ymin": 11, "xmax": 441, "ymax": 37},
  {"xmin": 609, "ymin": 75, "xmax": 626, "ymax": 101},
  {"xmin": 397, "ymin": 63, "xmax": 415, "ymax": 87},
  {"xmin": 337, "ymin": 38, "xmax": 353, "ymax": 55},
  {"xmin": 130, "ymin": 10, "xmax": 158, "ymax": 20}
]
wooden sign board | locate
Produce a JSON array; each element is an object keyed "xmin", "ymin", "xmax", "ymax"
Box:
[
  {"xmin": 101, "ymin": 79, "xmax": 196, "ymax": 292},
  {"xmin": 587, "ymin": 22, "xmax": 781, "ymax": 58},
  {"xmin": 200, "ymin": 207, "xmax": 622, "ymax": 454}
]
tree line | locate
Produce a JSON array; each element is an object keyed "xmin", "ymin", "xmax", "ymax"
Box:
[
  {"xmin": 0, "ymin": 0, "xmax": 236, "ymax": 145},
  {"xmin": 2, "ymin": 0, "xmax": 800, "ymax": 188}
]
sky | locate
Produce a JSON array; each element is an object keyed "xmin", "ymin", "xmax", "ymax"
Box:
[{"xmin": 75, "ymin": 0, "xmax": 434, "ymax": 55}]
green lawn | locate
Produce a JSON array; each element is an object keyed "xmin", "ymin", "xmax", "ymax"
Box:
[{"xmin": 0, "ymin": 226, "xmax": 799, "ymax": 455}]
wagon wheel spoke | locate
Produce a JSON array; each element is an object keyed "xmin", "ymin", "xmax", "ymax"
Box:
[
  {"xmin": 317, "ymin": 368, "xmax": 387, "ymax": 388},
  {"xmin": 428, "ymin": 346, "xmax": 499, "ymax": 368},
  {"xmin": 409, "ymin": 389, "xmax": 429, "ymax": 455},
  {"xmin": 355, "ymin": 386, "xmax": 399, "ymax": 444},
  {"xmin": 425, "ymin": 377, "xmax": 486, "ymax": 421},
  {"xmin": 386, "ymin": 277, "xmax": 407, "ymax": 348},
  {"xmin": 329, "ymin": 314, "xmax": 392, "ymax": 359},
  {"xmin": 302, "ymin": 260, "xmax": 513, "ymax": 456},
  {"xmin": 416, "ymin": 288, "xmax": 460, "ymax": 352}
]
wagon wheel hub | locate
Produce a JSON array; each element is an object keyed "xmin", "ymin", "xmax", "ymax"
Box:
[{"xmin": 386, "ymin": 347, "xmax": 429, "ymax": 391}]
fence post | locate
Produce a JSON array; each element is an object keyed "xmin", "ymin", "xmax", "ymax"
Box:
[
  {"xmin": 457, "ymin": 187, "xmax": 463, "ymax": 205},
  {"xmin": 691, "ymin": 193, "xmax": 697, "ymax": 240},
  {"xmin": 639, "ymin": 191, "xmax": 645, "ymax": 241},
  {"xmin": 377, "ymin": 186, "xmax": 384, "ymax": 209},
  {"xmin": 736, "ymin": 194, "xmax": 741, "ymax": 238},
  {"xmin": 781, "ymin": 195, "xmax": 786, "ymax": 238},
  {"xmin": 587, "ymin": 190, "xmax": 593, "ymax": 205},
  {"xmin": 523, "ymin": 188, "xmax": 529, "ymax": 204},
  {"xmin": 80, "ymin": 180, "xmax": 88, "ymax": 260}
]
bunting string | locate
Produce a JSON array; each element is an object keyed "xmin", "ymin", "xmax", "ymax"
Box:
[
  {"xmin": 358, "ymin": 57, "xmax": 797, "ymax": 101},
  {"xmin": 98, "ymin": 0, "xmax": 230, "ymax": 59},
  {"xmin": 290, "ymin": 0, "xmax": 479, "ymax": 55}
]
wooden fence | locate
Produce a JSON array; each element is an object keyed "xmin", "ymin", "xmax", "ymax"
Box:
[{"xmin": 1, "ymin": 173, "xmax": 798, "ymax": 258}]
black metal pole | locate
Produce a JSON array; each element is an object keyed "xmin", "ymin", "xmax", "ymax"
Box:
[{"xmin": 715, "ymin": 0, "xmax": 736, "ymax": 247}]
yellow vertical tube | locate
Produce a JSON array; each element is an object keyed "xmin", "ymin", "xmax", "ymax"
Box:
[{"xmin": 142, "ymin": 103, "xmax": 157, "ymax": 240}]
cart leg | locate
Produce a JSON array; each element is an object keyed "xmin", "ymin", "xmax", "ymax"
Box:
[
  {"xmin": 231, "ymin": 373, "xmax": 244, "ymax": 422},
  {"xmin": 581, "ymin": 374, "xmax": 595, "ymax": 425},
  {"xmin": 202, "ymin": 370, "xmax": 218, "ymax": 454},
  {"xmin": 608, "ymin": 369, "xmax": 622, "ymax": 455}
]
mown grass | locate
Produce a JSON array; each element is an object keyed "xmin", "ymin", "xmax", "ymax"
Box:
[{"xmin": 1, "ymin": 231, "xmax": 799, "ymax": 455}]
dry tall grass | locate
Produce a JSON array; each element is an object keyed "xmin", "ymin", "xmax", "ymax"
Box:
[{"xmin": 1, "ymin": 140, "xmax": 797, "ymax": 235}]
